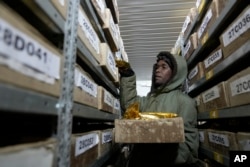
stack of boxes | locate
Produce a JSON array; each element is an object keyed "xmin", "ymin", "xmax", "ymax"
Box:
[
  {"xmin": 0, "ymin": 2, "xmax": 62, "ymax": 98},
  {"xmin": 0, "ymin": 0, "xmax": 123, "ymax": 166},
  {"xmin": 181, "ymin": 0, "xmax": 250, "ymax": 163}
]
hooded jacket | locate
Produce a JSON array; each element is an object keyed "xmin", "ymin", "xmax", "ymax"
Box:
[{"xmin": 120, "ymin": 54, "xmax": 199, "ymax": 166}]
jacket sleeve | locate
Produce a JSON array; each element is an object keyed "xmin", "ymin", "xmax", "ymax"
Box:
[
  {"xmin": 120, "ymin": 75, "xmax": 147, "ymax": 113},
  {"xmin": 175, "ymin": 95, "xmax": 199, "ymax": 165}
]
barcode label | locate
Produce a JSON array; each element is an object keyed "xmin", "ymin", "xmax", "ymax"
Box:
[
  {"xmin": 230, "ymin": 74, "xmax": 250, "ymax": 96},
  {"xmin": 75, "ymin": 133, "xmax": 99, "ymax": 156},
  {"xmin": 74, "ymin": 68, "xmax": 97, "ymax": 97},
  {"xmin": 198, "ymin": 9, "xmax": 212, "ymax": 39},
  {"xmin": 0, "ymin": 19, "xmax": 60, "ymax": 79},
  {"xmin": 222, "ymin": 7, "xmax": 250, "ymax": 47},
  {"xmin": 102, "ymin": 131, "xmax": 112, "ymax": 144},
  {"xmin": 78, "ymin": 9, "xmax": 100, "ymax": 54},
  {"xmin": 104, "ymin": 89, "xmax": 113, "ymax": 107}
]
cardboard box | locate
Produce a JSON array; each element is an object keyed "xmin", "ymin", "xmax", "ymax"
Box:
[
  {"xmin": 0, "ymin": 3, "xmax": 62, "ymax": 97},
  {"xmin": 198, "ymin": 0, "xmax": 228, "ymax": 44},
  {"xmin": 74, "ymin": 65, "xmax": 98, "ymax": 108},
  {"xmin": 105, "ymin": 0, "xmax": 119, "ymax": 24},
  {"xmin": 98, "ymin": 129, "xmax": 113, "ymax": 158},
  {"xmin": 220, "ymin": 5, "xmax": 250, "ymax": 58},
  {"xmin": 91, "ymin": 0, "xmax": 107, "ymax": 25},
  {"xmin": 50, "ymin": 0, "xmax": 68, "ymax": 20},
  {"xmin": 100, "ymin": 43, "xmax": 119, "ymax": 82},
  {"xmin": 71, "ymin": 131, "xmax": 99, "ymax": 167},
  {"xmin": 0, "ymin": 138, "xmax": 57, "ymax": 167},
  {"xmin": 98, "ymin": 86, "xmax": 114, "ymax": 113},
  {"xmin": 78, "ymin": 6, "xmax": 101, "ymax": 63},
  {"xmin": 183, "ymin": 32, "xmax": 198, "ymax": 60},
  {"xmin": 182, "ymin": 7, "xmax": 198, "ymax": 39},
  {"xmin": 103, "ymin": 8, "xmax": 119, "ymax": 52},
  {"xmin": 236, "ymin": 132, "xmax": 250, "ymax": 151},
  {"xmin": 188, "ymin": 62, "xmax": 204, "ymax": 86},
  {"xmin": 203, "ymin": 46, "xmax": 224, "ymax": 73},
  {"xmin": 226, "ymin": 67, "xmax": 250, "ymax": 107},
  {"xmin": 202, "ymin": 82, "xmax": 230, "ymax": 111},
  {"xmin": 114, "ymin": 117, "xmax": 185, "ymax": 143},
  {"xmin": 207, "ymin": 129, "xmax": 238, "ymax": 156},
  {"xmin": 194, "ymin": 95, "xmax": 205, "ymax": 113}
]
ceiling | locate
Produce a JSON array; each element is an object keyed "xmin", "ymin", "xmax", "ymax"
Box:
[{"xmin": 117, "ymin": 0, "xmax": 196, "ymax": 81}]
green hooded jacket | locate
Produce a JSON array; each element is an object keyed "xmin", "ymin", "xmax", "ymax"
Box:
[{"xmin": 120, "ymin": 54, "xmax": 199, "ymax": 166}]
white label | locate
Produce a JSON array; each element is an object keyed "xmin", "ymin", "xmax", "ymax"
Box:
[
  {"xmin": 202, "ymin": 86, "xmax": 220, "ymax": 103},
  {"xmin": 198, "ymin": 9, "xmax": 212, "ymax": 39},
  {"xmin": 230, "ymin": 74, "xmax": 250, "ymax": 96},
  {"xmin": 78, "ymin": 10, "xmax": 100, "ymax": 54},
  {"xmin": 208, "ymin": 132, "xmax": 230, "ymax": 147},
  {"xmin": 75, "ymin": 133, "xmax": 99, "ymax": 157},
  {"xmin": 204, "ymin": 49, "xmax": 222, "ymax": 69},
  {"xmin": 0, "ymin": 56, "xmax": 55, "ymax": 84},
  {"xmin": 102, "ymin": 131, "xmax": 112, "ymax": 144},
  {"xmin": 119, "ymin": 38, "xmax": 124, "ymax": 50},
  {"xmin": 239, "ymin": 139, "xmax": 250, "ymax": 151},
  {"xmin": 183, "ymin": 40, "xmax": 191, "ymax": 58},
  {"xmin": 74, "ymin": 69, "xmax": 97, "ymax": 97},
  {"xmin": 199, "ymin": 131, "xmax": 205, "ymax": 142},
  {"xmin": 196, "ymin": 0, "xmax": 201, "ymax": 9},
  {"xmin": 0, "ymin": 19, "xmax": 60, "ymax": 79},
  {"xmin": 222, "ymin": 8, "xmax": 250, "ymax": 47},
  {"xmin": 115, "ymin": 50, "xmax": 122, "ymax": 59},
  {"xmin": 107, "ymin": 50, "xmax": 117, "ymax": 75},
  {"xmin": 116, "ymin": 24, "xmax": 120, "ymax": 35},
  {"xmin": 114, "ymin": 98, "xmax": 120, "ymax": 110},
  {"xmin": 109, "ymin": 14, "xmax": 118, "ymax": 41},
  {"xmin": 104, "ymin": 89, "xmax": 113, "ymax": 107},
  {"xmin": 96, "ymin": 0, "xmax": 105, "ymax": 13},
  {"xmin": 58, "ymin": 0, "xmax": 65, "ymax": 6},
  {"xmin": 188, "ymin": 66, "xmax": 198, "ymax": 80},
  {"xmin": 182, "ymin": 16, "xmax": 191, "ymax": 33}
]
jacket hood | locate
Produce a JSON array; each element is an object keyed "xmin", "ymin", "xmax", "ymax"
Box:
[{"xmin": 150, "ymin": 54, "xmax": 187, "ymax": 94}]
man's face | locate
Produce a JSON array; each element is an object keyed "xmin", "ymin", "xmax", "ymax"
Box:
[{"xmin": 154, "ymin": 60, "xmax": 173, "ymax": 86}]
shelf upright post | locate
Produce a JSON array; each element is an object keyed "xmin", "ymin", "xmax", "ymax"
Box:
[{"xmin": 56, "ymin": 0, "xmax": 80, "ymax": 167}]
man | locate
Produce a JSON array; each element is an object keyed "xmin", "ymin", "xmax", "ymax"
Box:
[{"xmin": 118, "ymin": 51, "xmax": 200, "ymax": 167}]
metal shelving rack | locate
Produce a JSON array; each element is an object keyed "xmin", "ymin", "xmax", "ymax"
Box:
[
  {"xmin": 188, "ymin": 39, "xmax": 250, "ymax": 96},
  {"xmin": 183, "ymin": 0, "xmax": 210, "ymax": 45},
  {"xmin": 0, "ymin": 0, "xmax": 120, "ymax": 167},
  {"xmin": 35, "ymin": 0, "xmax": 118, "ymax": 96},
  {"xmin": 0, "ymin": 83, "xmax": 58, "ymax": 115},
  {"xmin": 181, "ymin": 1, "xmax": 250, "ymax": 166},
  {"xmin": 199, "ymin": 146, "xmax": 230, "ymax": 166},
  {"xmin": 186, "ymin": 0, "xmax": 243, "ymax": 70},
  {"xmin": 198, "ymin": 104, "xmax": 250, "ymax": 120}
]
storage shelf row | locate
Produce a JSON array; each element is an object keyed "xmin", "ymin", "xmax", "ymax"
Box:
[
  {"xmin": 186, "ymin": 0, "xmax": 245, "ymax": 70},
  {"xmin": 198, "ymin": 104, "xmax": 250, "ymax": 120},
  {"xmin": 0, "ymin": 0, "xmax": 120, "ymax": 166},
  {"xmin": 199, "ymin": 146, "xmax": 230, "ymax": 166},
  {"xmin": 188, "ymin": 39, "xmax": 250, "ymax": 96},
  {"xmin": 11, "ymin": 0, "xmax": 118, "ymax": 96},
  {"xmin": 0, "ymin": 83, "xmax": 119, "ymax": 121},
  {"xmin": 182, "ymin": 1, "xmax": 250, "ymax": 166},
  {"xmin": 183, "ymin": 0, "xmax": 211, "ymax": 45},
  {"xmin": 82, "ymin": 0, "xmax": 107, "ymax": 43}
]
